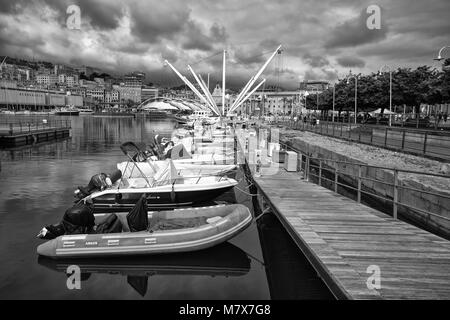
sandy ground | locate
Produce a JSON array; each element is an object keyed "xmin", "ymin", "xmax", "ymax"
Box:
[{"xmin": 276, "ymin": 126, "xmax": 450, "ymax": 192}]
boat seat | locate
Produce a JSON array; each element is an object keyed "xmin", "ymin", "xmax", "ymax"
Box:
[
  {"xmin": 148, "ymin": 216, "xmax": 207, "ymax": 232},
  {"xmin": 127, "ymin": 178, "xmax": 153, "ymax": 189}
]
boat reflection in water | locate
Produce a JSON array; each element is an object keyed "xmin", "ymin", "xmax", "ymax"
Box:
[{"xmin": 37, "ymin": 242, "xmax": 250, "ymax": 297}]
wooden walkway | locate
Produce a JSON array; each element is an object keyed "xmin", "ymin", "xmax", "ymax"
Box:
[
  {"xmin": 251, "ymin": 163, "xmax": 450, "ymax": 299},
  {"xmin": 0, "ymin": 127, "xmax": 70, "ymax": 147}
]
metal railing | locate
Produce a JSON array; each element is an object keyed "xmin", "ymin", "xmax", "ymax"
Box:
[
  {"xmin": 273, "ymin": 119, "xmax": 450, "ymax": 161},
  {"xmin": 279, "ymin": 141, "xmax": 450, "ymax": 224}
]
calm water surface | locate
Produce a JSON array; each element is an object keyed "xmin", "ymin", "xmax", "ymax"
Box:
[{"xmin": 0, "ymin": 115, "xmax": 332, "ymax": 299}]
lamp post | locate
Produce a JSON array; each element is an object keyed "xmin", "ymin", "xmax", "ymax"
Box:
[
  {"xmin": 434, "ymin": 46, "xmax": 450, "ymax": 61},
  {"xmin": 379, "ymin": 65, "xmax": 393, "ymax": 126},
  {"xmin": 346, "ymin": 73, "xmax": 358, "ymax": 124},
  {"xmin": 332, "ymin": 84, "xmax": 336, "ymax": 122}
]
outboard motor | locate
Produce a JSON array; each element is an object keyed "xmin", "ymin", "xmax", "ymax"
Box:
[
  {"xmin": 37, "ymin": 201, "xmax": 122, "ymax": 239},
  {"xmin": 36, "ymin": 202, "xmax": 95, "ymax": 240},
  {"xmin": 74, "ymin": 169, "xmax": 122, "ymax": 200}
]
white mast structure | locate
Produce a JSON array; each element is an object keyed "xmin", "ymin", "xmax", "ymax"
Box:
[
  {"xmin": 187, "ymin": 65, "xmax": 220, "ymax": 116},
  {"xmin": 199, "ymin": 74, "xmax": 220, "ymax": 115},
  {"xmin": 231, "ymin": 78, "xmax": 266, "ymax": 113},
  {"xmin": 222, "ymin": 50, "xmax": 226, "ymax": 116},
  {"xmin": 164, "ymin": 60, "xmax": 220, "ymax": 116},
  {"xmin": 0, "ymin": 56, "xmax": 7, "ymax": 70},
  {"xmin": 228, "ymin": 45, "xmax": 282, "ymax": 115}
]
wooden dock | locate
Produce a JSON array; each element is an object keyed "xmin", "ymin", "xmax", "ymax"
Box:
[
  {"xmin": 0, "ymin": 126, "xmax": 71, "ymax": 148},
  {"xmin": 236, "ymin": 130, "xmax": 450, "ymax": 299},
  {"xmin": 253, "ymin": 167, "xmax": 450, "ymax": 299}
]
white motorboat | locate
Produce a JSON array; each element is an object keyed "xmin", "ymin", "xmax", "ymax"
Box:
[{"xmin": 83, "ymin": 162, "xmax": 238, "ymax": 211}]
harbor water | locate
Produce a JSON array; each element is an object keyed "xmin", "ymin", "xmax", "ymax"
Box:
[{"xmin": 0, "ymin": 115, "xmax": 333, "ymax": 299}]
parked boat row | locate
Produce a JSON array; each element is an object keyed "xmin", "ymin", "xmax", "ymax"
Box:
[{"xmin": 36, "ymin": 122, "xmax": 252, "ymax": 259}]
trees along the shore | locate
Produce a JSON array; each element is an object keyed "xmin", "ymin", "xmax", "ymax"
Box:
[{"xmin": 313, "ymin": 64, "xmax": 450, "ymax": 119}]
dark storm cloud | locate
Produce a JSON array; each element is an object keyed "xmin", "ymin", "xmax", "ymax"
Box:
[
  {"xmin": 129, "ymin": 1, "xmax": 190, "ymax": 43},
  {"xmin": 0, "ymin": 0, "xmax": 28, "ymax": 14},
  {"xmin": 182, "ymin": 21, "xmax": 214, "ymax": 52},
  {"xmin": 233, "ymin": 47, "xmax": 267, "ymax": 66},
  {"xmin": 325, "ymin": 8, "xmax": 388, "ymax": 49},
  {"xmin": 34, "ymin": 0, "xmax": 125, "ymax": 30},
  {"xmin": 0, "ymin": 20, "xmax": 45, "ymax": 48},
  {"xmin": 303, "ymin": 53, "xmax": 330, "ymax": 68},
  {"xmin": 210, "ymin": 23, "xmax": 228, "ymax": 42},
  {"xmin": 336, "ymin": 56, "xmax": 365, "ymax": 68},
  {"xmin": 0, "ymin": 0, "xmax": 450, "ymax": 89}
]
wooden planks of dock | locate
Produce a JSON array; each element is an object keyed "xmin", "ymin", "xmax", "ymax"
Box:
[
  {"xmin": 234, "ymin": 127, "xmax": 450, "ymax": 300},
  {"xmin": 253, "ymin": 167, "xmax": 450, "ymax": 299}
]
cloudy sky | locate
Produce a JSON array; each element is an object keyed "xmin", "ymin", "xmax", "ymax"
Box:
[{"xmin": 0, "ymin": 0, "xmax": 449, "ymax": 89}]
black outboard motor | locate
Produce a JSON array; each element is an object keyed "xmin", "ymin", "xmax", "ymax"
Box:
[
  {"xmin": 74, "ymin": 169, "xmax": 122, "ymax": 200},
  {"xmin": 36, "ymin": 202, "xmax": 95, "ymax": 240},
  {"xmin": 37, "ymin": 201, "xmax": 122, "ymax": 240}
]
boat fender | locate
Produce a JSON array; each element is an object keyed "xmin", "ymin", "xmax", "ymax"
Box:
[
  {"xmin": 170, "ymin": 184, "xmax": 176, "ymax": 202},
  {"xmin": 115, "ymin": 193, "xmax": 122, "ymax": 202}
]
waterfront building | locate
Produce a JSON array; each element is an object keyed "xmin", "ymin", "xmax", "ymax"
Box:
[
  {"xmin": 86, "ymin": 87, "xmax": 105, "ymax": 102},
  {"xmin": 36, "ymin": 74, "xmax": 58, "ymax": 86},
  {"xmin": 0, "ymin": 79, "xmax": 18, "ymax": 89},
  {"xmin": 161, "ymin": 88, "xmax": 196, "ymax": 101},
  {"xmin": 65, "ymin": 75, "xmax": 78, "ymax": 87},
  {"xmin": 235, "ymin": 90, "xmax": 302, "ymax": 116},
  {"xmin": 104, "ymin": 90, "xmax": 120, "ymax": 103},
  {"xmin": 123, "ymin": 72, "xmax": 145, "ymax": 87},
  {"xmin": 0, "ymin": 87, "xmax": 83, "ymax": 110},
  {"xmin": 141, "ymin": 86, "xmax": 159, "ymax": 101},
  {"xmin": 299, "ymin": 80, "xmax": 329, "ymax": 93},
  {"xmin": 68, "ymin": 87, "xmax": 86, "ymax": 97},
  {"xmin": 79, "ymin": 79, "xmax": 98, "ymax": 89},
  {"xmin": 114, "ymin": 84, "xmax": 141, "ymax": 103}
]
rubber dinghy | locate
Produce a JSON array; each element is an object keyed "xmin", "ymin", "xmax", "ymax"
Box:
[{"xmin": 37, "ymin": 204, "xmax": 252, "ymax": 259}]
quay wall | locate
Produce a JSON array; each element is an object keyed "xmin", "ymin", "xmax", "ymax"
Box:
[{"xmin": 282, "ymin": 135, "xmax": 450, "ymax": 239}]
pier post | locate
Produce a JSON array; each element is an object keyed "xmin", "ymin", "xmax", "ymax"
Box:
[
  {"xmin": 393, "ymin": 169, "xmax": 398, "ymax": 219},
  {"xmin": 384, "ymin": 128, "xmax": 388, "ymax": 147},
  {"xmin": 401, "ymin": 131, "xmax": 406, "ymax": 150},
  {"xmin": 423, "ymin": 132, "xmax": 428, "ymax": 155},
  {"xmin": 334, "ymin": 167, "xmax": 338, "ymax": 193},
  {"xmin": 357, "ymin": 165, "xmax": 362, "ymax": 203},
  {"xmin": 305, "ymin": 156, "xmax": 310, "ymax": 181},
  {"xmin": 319, "ymin": 160, "xmax": 322, "ymax": 186}
]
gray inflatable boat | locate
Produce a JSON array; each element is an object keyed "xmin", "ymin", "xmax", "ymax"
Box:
[{"xmin": 37, "ymin": 204, "xmax": 252, "ymax": 259}]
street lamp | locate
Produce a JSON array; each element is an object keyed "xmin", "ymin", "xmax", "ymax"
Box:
[
  {"xmin": 332, "ymin": 84, "xmax": 336, "ymax": 122},
  {"xmin": 346, "ymin": 72, "xmax": 358, "ymax": 124},
  {"xmin": 434, "ymin": 46, "xmax": 450, "ymax": 61},
  {"xmin": 379, "ymin": 65, "xmax": 393, "ymax": 126}
]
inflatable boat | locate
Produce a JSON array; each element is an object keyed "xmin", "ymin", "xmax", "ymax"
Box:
[
  {"xmin": 38, "ymin": 242, "xmax": 250, "ymax": 277},
  {"xmin": 37, "ymin": 204, "xmax": 252, "ymax": 259},
  {"xmin": 38, "ymin": 243, "xmax": 250, "ymax": 297}
]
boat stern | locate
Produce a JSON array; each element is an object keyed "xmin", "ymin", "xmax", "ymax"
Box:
[{"xmin": 37, "ymin": 239, "xmax": 58, "ymax": 258}]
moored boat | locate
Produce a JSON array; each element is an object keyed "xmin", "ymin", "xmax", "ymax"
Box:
[
  {"xmin": 37, "ymin": 204, "xmax": 252, "ymax": 259},
  {"xmin": 54, "ymin": 106, "xmax": 80, "ymax": 116}
]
